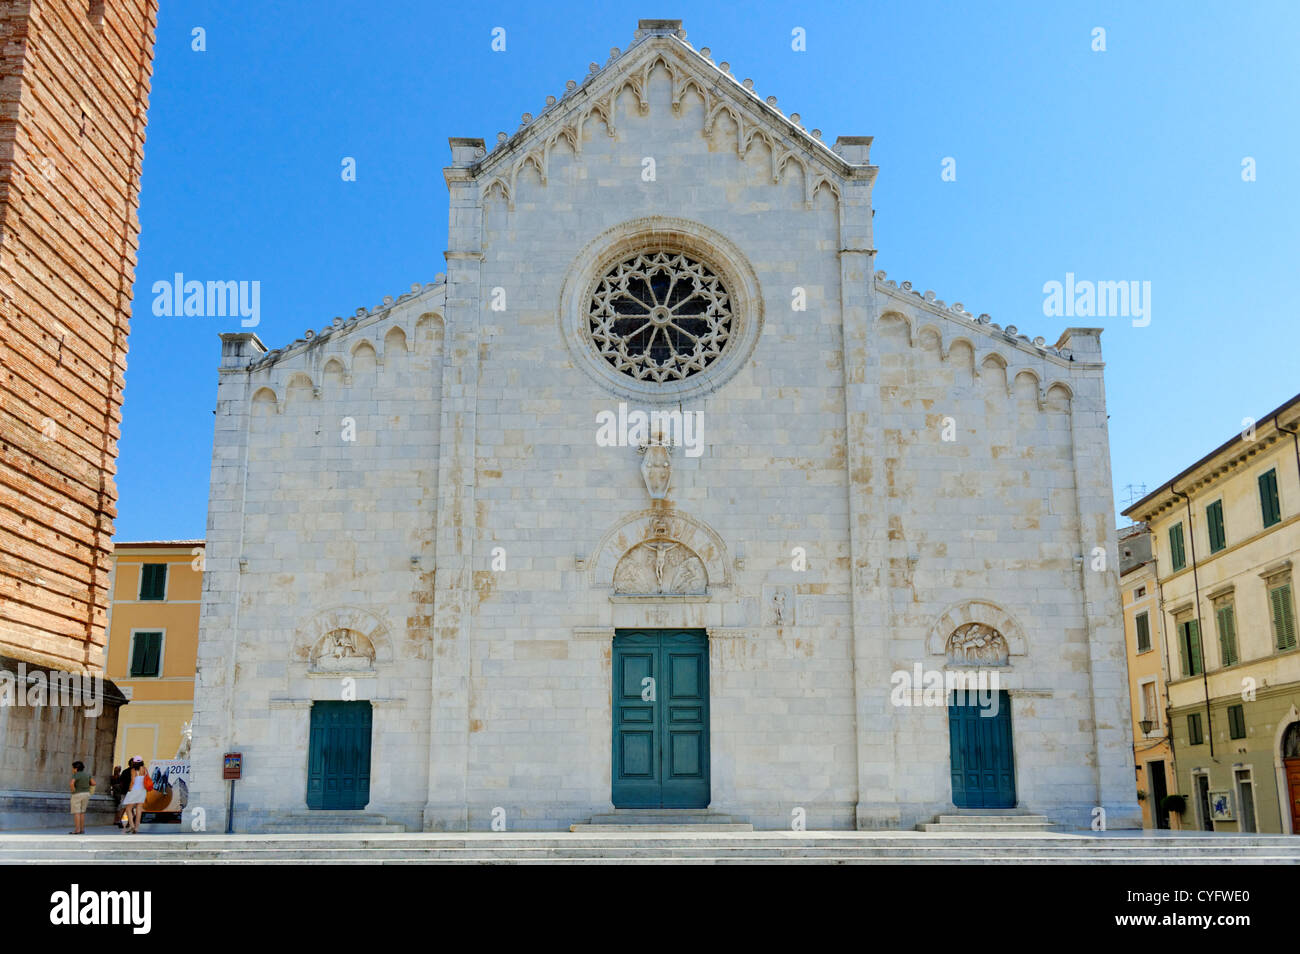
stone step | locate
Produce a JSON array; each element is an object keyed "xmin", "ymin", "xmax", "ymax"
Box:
[
  {"xmin": 2, "ymin": 845, "xmax": 1291, "ymax": 859},
  {"xmin": 250, "ymin": 812, "xmax": 407, "ymax": 833},
  {"xmin": 3, "ymin": 833, "xmax": 1299, "ymax": 864},
  {"xmin": 574, "ymin": 810, "xmax": 752, "ymax": 832},
  {"xmin": 935, "ymin": 814, "xmax": 1051, "ymax": 825},
  {"xmin": 920, "ymin": 823, "xmax": 1053, "ymax": 832},
  {"xmin": 918, "ymin": 813, "xmax": 1053, "ymax": 832},
  {"xmin": 569, "ymin": 823, "xmax": 754, "ymax": 832},
  {"xmin": 6, "ymin": 851, "xmax": 1299, "ymax": 865}
]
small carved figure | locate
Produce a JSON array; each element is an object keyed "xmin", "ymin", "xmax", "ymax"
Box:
[{"xmin": 645, "ymin": 541, "xmax": 678, "ymax": 592}]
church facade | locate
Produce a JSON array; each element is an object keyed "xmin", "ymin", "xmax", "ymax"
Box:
[{"xmin": 187, "ymin": 20, "xmax": 1140, "ymax": 832}]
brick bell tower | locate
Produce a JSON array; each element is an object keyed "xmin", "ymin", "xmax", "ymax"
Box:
[{"xmin": 0, "ymin": 0, "xmax": 156, "ymax": 826}]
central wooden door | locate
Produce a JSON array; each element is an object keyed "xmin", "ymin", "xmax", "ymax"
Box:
[
  {"xmin": 1286, "ymin": 759, "xmax": 1300, "ymax": 834},
  {"xmin": 612, "ymin": 630, "xmax": 709, "ymax": 809},
  {"xmin": 307, "ymin": 700, "xmax": 372, "ymax": 810},
  {"xmin": 948, "ymin": 689, "xmax": 1016, "ymax": 809}
]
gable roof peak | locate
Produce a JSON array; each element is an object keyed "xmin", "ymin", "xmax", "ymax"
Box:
[
  {"xmin": 460, "ymin": 17, "xmax": 874, "ymax": 184},
  {"xmin": 634, "ymin": 19, "xmax": 686, "ymax": 40}
]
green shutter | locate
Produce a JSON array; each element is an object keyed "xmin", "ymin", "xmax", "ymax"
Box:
[
  {"xmin": 1259, "ymin": 470, "xmax": 1281, "ymax": 527},
  {"xmin": 1207, "ymin": 501, "xmax": 1226, "ymax": 553},
  {"xmin": 129, "ymin": 635, "xmax": 149, "ymax": 676},
  {"xmin": 1216, "ymin": 605, "xmax": 1238, "ymax": 667},
  {"xmin": 1271, "ymin": 584, "xmax": 1296, "ymax": 650},
  {"xmin": 1188, "ymin": 713, "xmax": 1203, "ymax": 745},
  {"xmin": 131, "ymin": 632, "xmax": 161, "ymax": 677},
  {"xmin": 1169, "ymin": 523, "xmax": 1186, "ymax": 571},
  {"xmin": 1228, "ymin": 704, "xmax": 1246, "ymax": 740},
  {"xmin": 1135, "ymin": 612, "xmax": 1151, "ymax": 653},
  {"xmin": 140, "ymin": 563, "xmax": 167, "ymax": 600},
  {"xmin": 1180, "ymin": 619, "xmax": 1203, "ymax": 676}
]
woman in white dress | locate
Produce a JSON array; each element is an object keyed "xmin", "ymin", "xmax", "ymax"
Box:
[{"xmin": 120, "ymin": 758, "xmax": 148, "ymax": 834}]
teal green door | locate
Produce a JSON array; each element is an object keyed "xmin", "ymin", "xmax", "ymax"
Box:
[
  {"xmin": 948, "ymin": 689, "xmax": 1016, "ymax": 809},
  {"xmin": 307, "ymin": 701, "xmax": 372, "ymax": 810},
  {"xmin": 612, "ymin": 630, "xmax": 709, "ymax": 809}
]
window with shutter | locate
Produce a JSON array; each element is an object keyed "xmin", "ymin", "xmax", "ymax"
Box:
[
  {"xmin": 1135, "ymin": 611, "xmax": 1151, "ymax": 653},
  {"xmin": 1270, "ymin": 583, "xmax": 1296, "ymax": 651},
  {"xmin": 1227, "ymin": 704, "xmax": 1246, "ymax": 739},
  {"xmin": 1215, "ymin": 604, "xmax": 1238, "ymax": 667},
  {"xmin": 1259, "ymin": 469, "xmax": 1281, "ymax": 528},
  {"xmin": 1206, "ymin": 500, "xmax": 1226, "ymax": 553},
  {"xmin": 1188, "ymin": 713, "xmax": 1204, "ymax": 745},
  {"xmin": 139, "ymin": 563, "xmax": 167, "ymax": 600},
  {"xmin": 1179, "ymin": 619, "xmax": 1203, "ymax": 676},
  {"xmin": 129, "ymin": 632, "xmax": 162, "ymax": 677},
  {"xmin": 1169, "ymin": 523, "xmax": 1186, "ymax": 571},
  {"xmin": 1141, "ymin": 682, "xmax": 1158, "ymax": 726}
]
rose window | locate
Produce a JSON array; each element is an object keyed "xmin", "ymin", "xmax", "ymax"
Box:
[{"xmin": 588, "ymin": 251, "xmax": 733, "ymax": 382}]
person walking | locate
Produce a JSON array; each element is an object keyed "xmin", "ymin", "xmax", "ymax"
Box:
[
  {"xmin": 109, "ymin": 765, "xmax": 125, "ymax": 828},
  {"xmin": 120, "ymin": 757, "xmax": 150, "ymax": 834},
  {"xmin": 68, "ymin": 761, "xmax": 94, "ymax": 834}
]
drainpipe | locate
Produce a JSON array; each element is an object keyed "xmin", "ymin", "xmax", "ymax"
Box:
[
  {"xmin": 1171, "ymin": 485, "xmax": 1213, "ymax": 758},
  {"xmin": 1273, "ymin": 414, "xmax": 1300, "ymax": 490},
  {"xmin": 1154, "ymin": 571, "xmax": 1178, "ymax": 806}
]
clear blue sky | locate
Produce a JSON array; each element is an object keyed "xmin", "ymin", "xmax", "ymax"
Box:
[{"xmin": 117, "ymin": 0, "xmax": 1300, "ymax": 540}]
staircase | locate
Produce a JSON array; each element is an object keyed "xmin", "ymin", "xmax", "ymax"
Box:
[
  {"xmin": 571, "ymin": 809, "xmax": 752, "ymax": 832},
  {"xmin": 917, "ymin": 810, "xmax": 1054, "ymax": 833},
  {"xmin": 243, "ymin": 812, "xmax": 407, "ymax": 833},
  {"xmin": 4, "ymin": 831, "xmax": 1300, "ymax": 863}
]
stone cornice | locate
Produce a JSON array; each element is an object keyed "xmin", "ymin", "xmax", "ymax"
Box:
[
  {"xmin": 1127, "ymin": 431, "xmax": 1292, "ymax": 522},
  {"xmin": 873, "ymin": 275, "xmax": 1082, "ymax": 372},
  {"xmin": 1125, "ymin": 393, "xmax": 1300, "ymax": 521},
  {"xmin": 241, "ymin": 279, "xmax": 447, "ymax": 373}
]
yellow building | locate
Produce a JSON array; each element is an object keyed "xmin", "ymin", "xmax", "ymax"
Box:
[
  {"xmin": 104, "ymin": 542, "xmax": 204, "ymax": 768},
  {"xmin": 1124, "ymin": 394, "xmax": 1300, "ymax": 834},
  {"xmin": 1119, "ymin": 525, "xmax": 1178, "ymax": 829}
]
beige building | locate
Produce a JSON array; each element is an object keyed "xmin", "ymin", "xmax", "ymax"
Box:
[
  {"xmin": 105, "ymin": 542, "xmax": 203, "ymax": 767},
  {"xmin": 1119, "ymin": 525, "xmax": 1178, "ymax": 828},
  {"xmin": 1124, "ymin": 393, "xmax": 1300, "ymax": 834}
]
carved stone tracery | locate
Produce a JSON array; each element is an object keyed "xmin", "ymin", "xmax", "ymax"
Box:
[{"xmin": 589, "ymin": 250, "xmax": 733, "ymax": 382}]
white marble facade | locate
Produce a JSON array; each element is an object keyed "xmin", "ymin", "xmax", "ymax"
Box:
[{"xmin": 186, "ymin": 20, "xmax": 1140, "ymax": 832}]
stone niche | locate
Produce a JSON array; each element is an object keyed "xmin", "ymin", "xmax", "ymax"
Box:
[
  {"xmin": 590, "ymin": 509, "xmax": 731, "ymax": 598},
  {"xmin": 311, "ymin": 628, "xmax": 377, "ymax": 673},
  {"xmin": 291, "ymin": 606, "xmax": 392, "ymax": 676},
  {"xmin": 944, "ymin": 623, "xmax": 1009, "ymax": 667},
  {"xmin": 925, "ymin": 599, "xmax": 1027, "ymax": 667},
  {"xmin": 612, "ymin": 535, "xmax": 708, "ymax": 596}
]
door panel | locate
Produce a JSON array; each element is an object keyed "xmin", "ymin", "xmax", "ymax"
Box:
[
  {"xmin": 1286, "ymin": 759, "xmax": 1300, "ymax": 834},
  {"xmin": 307, "ymin": 701, "xmax": 372, "ymax": 810},
  {"xmin": 612, "ymin": 630, "xmax": 709, "ymax": 809},
  {"xmin": 948, "ymin": 689, "xmax": 1015, "ymax": 809}
]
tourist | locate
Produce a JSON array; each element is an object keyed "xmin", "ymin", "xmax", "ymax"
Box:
[
  {"xmin": 68, "ymin": 761, "xmax": 94, "ymax": 835},
  {"xmin": 120, "ymin": 757, "xmax": 150, "ymax": 834}
]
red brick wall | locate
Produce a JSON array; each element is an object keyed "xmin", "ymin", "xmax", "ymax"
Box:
[{"xmin": 0, "ymin": 0, "xmax": 156, "ymax": 672}]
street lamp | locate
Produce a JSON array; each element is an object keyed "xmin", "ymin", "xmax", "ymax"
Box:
[{"xmin": 1139, "ymin": 719, "xmax": 1153, "ymax": 737}]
